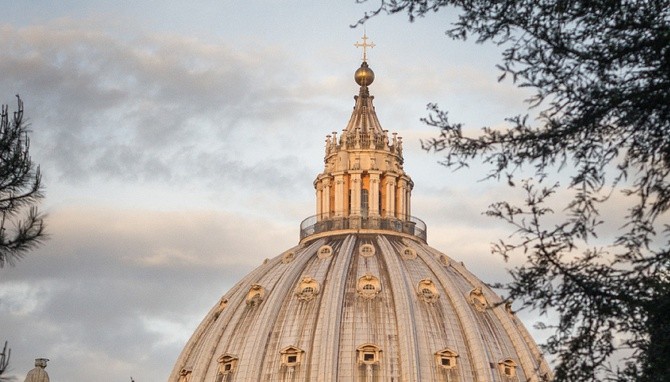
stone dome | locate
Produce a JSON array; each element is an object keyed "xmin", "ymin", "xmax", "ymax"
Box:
[{"xmin": 169, "ymin": 45, "xmax": 552, "ymax": 382}]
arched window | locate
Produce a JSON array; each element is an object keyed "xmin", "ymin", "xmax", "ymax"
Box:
[
  {"xmin": 359, "ymin": 244, "xmax": 375, "ymax": 257},
  {"xmin": 361, "ymin": 189, "xmax": 369, "ymax": 216},
  {"xmin": 417, "ymin": 279, "xmax": 440, "ymax": 304},
  {"xmin": 295, "ymin": 276, "xmax": 320, "ymax": 302},
  {"xmin": 357, "ymin": 273, "xmax": 381, "ymax": 299},
  {"xmin": 317, "ymin": 245, "xmax": 333, "ymax": 259}
]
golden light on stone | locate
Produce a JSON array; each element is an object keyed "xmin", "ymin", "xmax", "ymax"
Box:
[{"xmin": 169, "ymin": 42, "xmax": 553, "ymax": 382}]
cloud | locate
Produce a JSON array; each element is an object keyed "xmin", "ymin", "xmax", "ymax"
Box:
[
  {"xmin": 0, "ymin": 19, "xmax": 318, "ymax": 190},
  {"xmin": 0, "ymin": 205, "xmax": 297, "ymax": 381}
]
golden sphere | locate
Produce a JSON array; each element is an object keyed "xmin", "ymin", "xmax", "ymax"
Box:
[{"xmin": 354, "ymin": 62, "xmax": 375, "ymax": 86}]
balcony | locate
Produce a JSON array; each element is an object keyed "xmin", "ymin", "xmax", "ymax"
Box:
[{"xmin": 299, "ymin": 214, "xmax": 427, "ymax": 243}]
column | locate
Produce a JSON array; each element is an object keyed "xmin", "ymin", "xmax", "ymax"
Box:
[
  {"xmin": 350, "ymin": 172, "xmax": 362, "ymax": 216},
  {"xmin": 369, "ymin": 172, "xmax": 381, "ymax": 217},
  {"xmin": 334, "ymin": 174, "xmax": 345, "ymax": 217}
]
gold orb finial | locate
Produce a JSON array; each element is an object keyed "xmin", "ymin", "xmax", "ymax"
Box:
[
  {"xmin": 355, "ymin": 62, "xmax": 375, "ymax": 87},
  {"xmin": 354, "ymin": 32, "xmax": 375, "ymax": 87}
]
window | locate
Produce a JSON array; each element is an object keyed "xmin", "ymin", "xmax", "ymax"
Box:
[
  {"xmin": 295, "ymin": 276, "xmax": 320, "ymax": 302},
  {"xmin": 178, "ymin": 368, "xmax": 192, "ymax": 382},
  {"xmin": 282, "ymin": 251, "xmax": 295, "ymax": 264},
  {"xmin": 468, "ymin": 287, "xmax": 489, "ymax": 312},
  {"xmin": 245, "ymin": 284, "xmax": 265, "ymax": 306},
  {"xmin": 378, "ymin": 191, "xmax": 382, "ymax": 214},
  {"xmin": 439, "ymin": 254, "xmax": 449, "ymax": 266},
  {"xmin": 359, "ymin": 243, "xmax": 375, "ymax": 257},
  {"xmin": 280, "ymin": 346, "xmax": 304, "ymax": 368},
  {"xmin": 498, "ymin": 359, "xmax": 517, "ymax": 378},
  {"xmin": 357, "ymin": 273, "xmax": 381, "ymax": 299},
  {"xmin": 317, "ymin": 245, "xmax": 333, "ymax": 259},
  {"xmin": 216, "ymin": 354, "xmax": 238, "ymax": 379},
  {"xmin": 401, "ymin": 247, "xmax": 416, "ymax": 260},
  {"xmin": 356, "ymin": 344, "xmax": 382, "ymax": 365},
  {"xmin": 435, "ymin": 349, "xmax": 458, "ymax": 370},
  {"xmin": 361, "ymin": 189, "xmax": 369, "ymax": 215},
  {"xmin": 417, "ymin": 279, "xmax": 440, "ymax": 303}
]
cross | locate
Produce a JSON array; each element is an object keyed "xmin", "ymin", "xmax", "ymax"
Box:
[{"xmin": 354, "ymin": 32, "xmax": 375, "ymax": 62}]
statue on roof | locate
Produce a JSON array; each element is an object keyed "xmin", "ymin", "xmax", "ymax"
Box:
[{"xmin": 24, "ymin": 358, "xmax": 49, "ymax": 382}]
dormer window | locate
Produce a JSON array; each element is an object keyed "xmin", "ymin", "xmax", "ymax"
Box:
[
  {"xmin": 498, "ymin": 359, "xmax": 517, "ymax": 378},
  {"xmin": 282, "ymin": 251, "xmax": 295, "ymax": 264},
  {"xmin": 401, "ymin": 247, "xmax": 417, "ymax": 260},
  {"xmin": 468, "ymin": 287, "xmax": 489, "ymax": 312},
  {"xmin": 434, "ymin": 349, "xmax": 458, "ymax": 370},
  {"xmin": 215, "ymin": 354, "xmax": 238, "ymax": 382},
  {"xmin": 416, "ymin": 279, "xmax": 440, "ymax": 304},
  {"xmin": 317, "ymin": 245, "xmax": 333, "ymax": 259},
  {"xmin": 359, "ymin": 243, "xmax": 375, "ymax": 257},
  {"xmin": 357, "ymin": 344, "xmax": 381, "ymax": 365},
  {"xmin": 245, "ymin": 284, "xmax": 265, "ymax": 307},
  {"xmin": 178, "ymin": 368, "xmax": 192, "ymax": 382},
  {"xmin": 295, "ymin": 276, "xmax": 320, "ymax": 302},
  {"xmin": 280, "ymin": 346, "xmax": 304, "ymax": 368},
  {"xmin": 357, "ymin": 273, "xmax": 381, "ymax": 299}
]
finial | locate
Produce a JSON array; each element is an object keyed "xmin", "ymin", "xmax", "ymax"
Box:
[{"xmin": 354, "ymin": 31, "xmax": 375, "ymax": 62}]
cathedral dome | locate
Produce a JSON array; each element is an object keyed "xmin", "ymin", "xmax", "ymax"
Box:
[{"xmin": 169, "ymin": 39, "xmax": 552, "ymax": 382}]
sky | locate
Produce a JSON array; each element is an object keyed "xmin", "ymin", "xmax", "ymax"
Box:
[{"xmin": 0, "ymin": 1, "xmax": 552, "ymax": 381}]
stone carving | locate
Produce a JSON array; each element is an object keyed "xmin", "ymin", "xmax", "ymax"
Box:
[
  {"xmin": 317, "ymin": 245, "xmax": 333, "ymax": 259},
  {"xmin": 295, "ymin": 276, "xmax": 320, "ymax": 302},
  {"xmin": 217, "ymin": 354, "xmax": 238, "ymax": 376},
  {"xmin": 282, "ymin": 251, "xmax": 295, "ymax": 264},
  {"xmin": 359, "ymin": 243, "xmax": 375, "ymax": 257},
  {"xmin": 357, "ymin": 273, "xmax": 381, "ymax": 299},
  {"xmin": 439, "ymin": 254, "xmax": 450, "ymax": 267},
  {"xmin": 24, "ymin": 358, "xmax": 49, "ymax": 382},
  {"xmin": 468, "ymin": 287, "xmax": 488, "ymax": 312},
  {"xmin": 246, "ymin": 284, "xmax": 265, "ymax": 307},
  {"xmin": 417, "ymin": 279, "xmax": 440, "ymax": 304},
  {"xmin": 178, "ymin": 368, "xmax": 192, "ymax": 382},
  {"xmin": 401, "ymin": 247, "xmax": 417, "ymax": 260}
]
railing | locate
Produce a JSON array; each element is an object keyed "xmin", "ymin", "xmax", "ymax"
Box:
[{"xmin": 299, "ymin": 214, "xmax": 427, "ymax": 242}]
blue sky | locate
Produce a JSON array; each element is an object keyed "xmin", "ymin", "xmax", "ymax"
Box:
[{"xmin": 0, "ymin": 2, "xmax": 550, "ymax": 381}]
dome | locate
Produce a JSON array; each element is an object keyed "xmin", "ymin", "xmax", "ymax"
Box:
[{"xmin": 169, "ymin": 43, "xmax": 552, "ymax": 382}]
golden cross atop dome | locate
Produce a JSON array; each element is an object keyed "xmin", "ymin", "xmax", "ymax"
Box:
[{"xmin": 354, "ymin": 32, "xmax": 375, "ymax": 62}]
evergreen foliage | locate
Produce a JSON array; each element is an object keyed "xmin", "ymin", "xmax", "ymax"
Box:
[{"xmin": 0, "ymin": 96, "xmax": 45, "ymax": 268}]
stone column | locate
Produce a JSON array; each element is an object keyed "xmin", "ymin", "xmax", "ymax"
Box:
[
  {"xmin": 315, "ymin": 181, "xmax": 323, "ymax": 220},
  {"xmin": 350, "ymin": 172, "xmax": 362, "ymax": 217},
  {"xmin": 369, "ymin": 172, "xmax": 381, "ymax": 217},
  {"xmin": 334, "ymin": 174, "xmax": 345, "ymax": 217},
  {"xmin": 384, "ymin": 177, "xmax": 396, "ymax": 218},
  {"xmin": 322, "ymin": 178, "xmax": 331, "ymax": 219}
]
